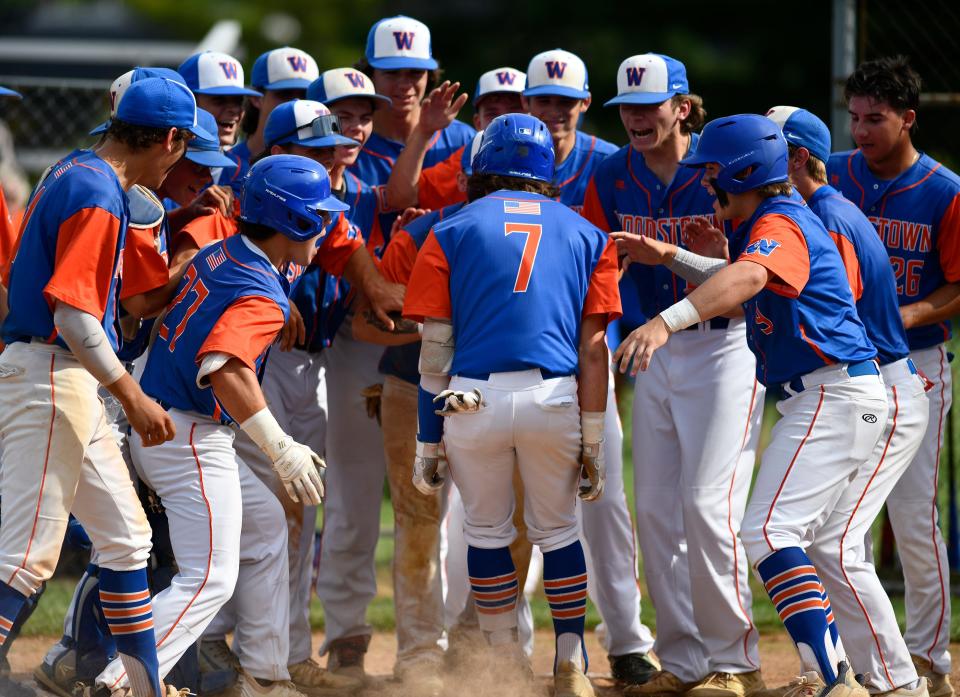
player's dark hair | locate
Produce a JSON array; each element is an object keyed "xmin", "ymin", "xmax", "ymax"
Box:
[
  {"xmin": 354, "ymin": 58, "xmax": 443, "ymax": 94},
  {"xmin": 787, "ymin": 145, "xmax": 828, "ymax": 185},
  {"xmin": 238, "ymin": 218, "xmax": 278, "ymax": 241},
  {"xmin": 673, "ymin": 93, "xmax": 706, "ymax": 135},
  {"xmin": 241, "ymin": 97, "xmax": 260, "ymax": 138},
  {"xmin": 755, "ymin": 181, "xmax": 794, "ymax": 199},
  {"xmin": 465, "ymin": 173, "xmax": 560, "ymax": 202},
  {"xmin": 844, "ymin": 56, "xmax": 921, "ymax": 124},
  {"xmin": 106, "ymin": 119, "xmax": 189, "ymax": 151}
]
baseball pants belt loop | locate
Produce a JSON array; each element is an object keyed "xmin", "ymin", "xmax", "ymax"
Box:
[
  {"xmin": 456, "ymin": 368, "xmax": 573, "ymax": 387},
  {"xmin": 783, "ymin": 358, "xmax": 881, "ymax": 397},
  {"xmin": 879, "ymin": 356, "xmax": 918, "ymax": 384},
  {"xmin": 682, "ymin": 317, "xmax": 731, "ymax": 332}
]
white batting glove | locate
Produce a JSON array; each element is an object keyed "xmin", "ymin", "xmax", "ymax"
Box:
[
  {"xmin": 272, "ymin": 441, "xmax": 326, "ymax": 505},
  {"xmin": 240, "ymin": 407, "xmax": 325, "ymax": 505},
  {"xmin": 412, "ymin": 441, "xmax": 447, "ymax": 495},
  {"xmin": 579, "ymin": 411, "xmax": 606, "ymax": 502},
  {"xmin": 433, "ymin": 388, "xmax": 484, "ymax": 416}
]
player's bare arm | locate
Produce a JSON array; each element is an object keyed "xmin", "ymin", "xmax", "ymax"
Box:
[
  {"xmin": 385, "ymin": 81, "xmax": 468, "ymax": 210},
  {"xmin": 341, "ymin": 246, "xmax": 406, "ymax": 330},
  {"xmin": 899, "ymin": 281, "xmax": 960, "ymax": 330},
  {"xmin": 351, "ymin": 304, "xmax": 421, "ymax": 346},
  {"xmin": 614, "ymin": 259, "xmax": 769, "ymax": 375}
]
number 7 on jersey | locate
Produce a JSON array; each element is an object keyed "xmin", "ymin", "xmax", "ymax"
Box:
[{"xmin": 504, "ymin": 222, "xmax": 542, "ymax": 293}]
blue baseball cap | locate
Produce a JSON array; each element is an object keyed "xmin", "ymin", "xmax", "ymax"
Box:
[
  {"xmin": 365, "ymin": 16, "xmax": 438, "ymax": 71},
  {"xmin": 264, "ymin": 100, "xmax": 359, "ymax": 149},
  {"xmin": 605, "ymin": 54, "xmax": 689, "ymax": 106},
  {"xmin": 90, "ymin": 67, "xmax": 187, "ymax": 136},
  {"xmin": 765, "ymin": 106, "xmax": 832, "ymax": 164},
  {"xmin": 0, "ymin": 86, "xmax": 22, "ymax": 99},
  {"xmin": 523, "ymin": 49, "xmax": 589, "ymax": 100},
  {"xmin": 179, "ymin": 51, "xmax": 261, "ymax": 97},
  {"xmin": 184, "ymin": 109, "xmax": 237, "ymax": 169},
  {"xmin": 116, "ymin": 77, "xmax": 216, "ymax": 141},
  {"xmin": 252, "ymin": 47, "xmax": 319, "ymax": 91},
  {"xmin": 307, "ymin": 68, "xmax": 391, "ymax": 108}
]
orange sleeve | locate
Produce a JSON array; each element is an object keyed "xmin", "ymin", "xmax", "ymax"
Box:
[
  {"xmin": 583, "ymin": 238, "xmax": 622, "ymax": 323},
  {"xmin": 316, "ymin": 213, "xmax": 364, "ymax": 277},
  {"xmin": 0, "ymin": 187, "xmax": 15, "ymax": 276},
  {"xmin": 197, "ymin": 295, "xmax": 285, "ymax": 371},
  {"xmin": 403, "ymin": 230, "xmax": 452, "ymax": 321},
  {"xmin": 581, "ymin": 176, "xmax": 612, "ymax": 232},
  {"xmin": 418, "ymin": 147, "xmax": 466, "ymax": 210},
  {"xmin": 828, "ymin": 230, "xmax": 864, "ymax": 301},
  {"xmin": 380, "ymin": 230, "xmax": 420, "ymax": 285},
  {"xmin": 936, "ymin": 193, "xmax": 960, "ymax": 282},
  {"xmin": 43, "ymin": 207, "xmax": 121, "ymax": 316},
  {"xmin": 120, "ymin": 224, "xmax": 170, "ymax": 299},
  {"xmin": 174, "ymin": 211, "xmax": 237, "ymax": 258},
  {"xmin": 740, "ymin": 214, "xmax": 810, "ymax": 297}
]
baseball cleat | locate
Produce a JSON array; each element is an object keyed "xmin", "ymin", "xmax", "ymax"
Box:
[
  {"xmin": 326, "ymin": 635, "xmax": 369, "ymax": 683},
  {"xmin": 875, "ymin": 680, "xmax": 931, "ymax": 697},
  {"xmin": 236, "ymin": 670, "xmax": 307, "ymax": 696},
  {"xmin": 912, "ymin": 657, "xmax": 953, "ymax": 697},
  {"xmin": 609, "ymin": 653, "xmax": 660, "ymax": 687},
  {"xmin": 686, "ymin": 670, "xmax": 766, "ymax": 697},
  {"xmin": 288, "ymin": 658, "xmax": 362, "ymax": 695},
  {"xmin": 752, "ymin": 672, "xmax": 824, "ymax": 697},
  {"xmin": 624, "ymin": 670, "xmax": 692, "ymax": 696},
  {"xmin": 554, "ymin": 660, "xmax": 595, "ymax": 697},
  {"xmin": 199, "ymin": 638, "xmax": 241, "ymax": 674}
]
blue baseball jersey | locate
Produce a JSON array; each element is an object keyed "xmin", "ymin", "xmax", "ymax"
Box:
[
  {"xmin": 349, "ymin": 120, "xmax": 475, "ymax": 241},
  {"xmin": 404, "ymin": 191, "xmax": 621, "ymax": 377},
  {"xmin": 221, "ymin": 140, "xmax": 252, "ymax": 197},
  {"xmin": 555, "ymin": 130, "xmax": 618, "ymax": 212},
  {"xmin": 379, "ymin": 202, "xmax": 466, "ymax": 384},
  {"xmin": 828, "ymin": 150, "xmax": 960, "ymax": 350},
  {"xmin": 292, "ymin": 172, "xmax": 377, "ymax": 352},
  {"xmin": 3, "ymin": 150, "xmax": 128, "ymax": 351},
  {"xmin": 141, "ymin": 234, "xmax": 290, "ymax": 423},
  {"xmin": 728, "ymin": 195, "xmax": 876, "ymax": 386},
  {"xmin": 807, "ymin": 185, "xmax": 909, "ymax": 366},
  {"xmin": 582, "ymin": 134, "xmax": 723, "ymax": 318}
]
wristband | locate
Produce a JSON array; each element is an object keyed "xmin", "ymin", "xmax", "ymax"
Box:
[
  {"xmin": 659, "ymin": 298, "xmax": 701, "ymax": 333},
  {"xmin": 581, "ymin": 411, "xmax": 605, "ymax": 444},
  {"xmin": 240, "ymin": 407, "xmax": 291, "ymax": 462}
]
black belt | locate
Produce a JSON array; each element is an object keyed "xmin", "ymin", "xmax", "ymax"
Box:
[
  {"xmin": 457, "ymin": 369, "xmax": 573, "ymax": 381},
  {"xmin": 683, "ymin": 317, "xmax": 730, "ymax": 331}
]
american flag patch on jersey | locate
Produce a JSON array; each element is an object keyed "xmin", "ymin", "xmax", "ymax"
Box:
[
  {"xmin": 206, "ymin": 248, "xmax": 227, "ymax": 272},
  {"xmin": 503, "ymin": 200, "xmax": 541, "ymax": 215}
]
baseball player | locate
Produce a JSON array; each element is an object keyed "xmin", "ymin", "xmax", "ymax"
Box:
[
  {"xmin": 614, "ymin": 113, "xmax": 889, "ymax": 697},
  {"xmin": 349, "ymin": 15, "xmax": 475, "ymax": 234},
  {"xmin": 0, "ymin": 85, "xmax": 22, "ymax": 300},
  {"xmin": 92, "ymin": 154, "xmax": 349, "ymax": 697},
  {"xmin": 403, "ymin": 113, "xmax": 620, "ymax": 697},
  {"xmin": 383, "ymin": 66, "xmax": 525, "ymax": 211},
  {"xmin": 582, "ymin": 54, "xmax": 764, "ymax": 697},
  {"xmin": 0, "ymin": 76, "xmax": 217, "ymax": 697},
  {"xmin": 178, "ymin": 50, "xmax": 260, "ymax": 148},
  {"xmin": 748, "ymin": 106, "xmax": 928, "ymax": 697},
  {"xmin": 521, "ymin": 49, "xmax": 617, "ymax": 212},
  {"xmin": 226, "ymin": 47, "xmax": 319, "ymax": 195},
  {"xmin": 827, "ymin": 57, "xmax": 959, "ymax": 697}
]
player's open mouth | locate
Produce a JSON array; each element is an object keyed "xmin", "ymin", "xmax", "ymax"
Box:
[
  {"xmin": 218, "ymin": 120, "xmax": 237, "ymax": 130},
  {"xmin": 631, "ymin": 129, "xmax": 654, "ymax": 138}
]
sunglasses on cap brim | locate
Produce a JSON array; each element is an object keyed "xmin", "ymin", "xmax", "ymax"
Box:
[{"xmin": 279, "ymin": 113, "xmax": 344, "ymax": 143}]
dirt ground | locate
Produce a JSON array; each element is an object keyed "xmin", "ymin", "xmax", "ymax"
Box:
[{"xmin": 6, "ymin": 631, "xmax": 960, "ymax": 696}]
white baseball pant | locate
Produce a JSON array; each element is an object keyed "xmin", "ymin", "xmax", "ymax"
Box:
[
  {"xmin": 97, "ymin": 408, "xmax": 289, "ymax": 690},
  {"xmin": 442, "ymin": 370, "xmax": 581, "ymax": 553},
  {"xmin": 229, "ymin": 346, "xmax": 326, "ymax": 664},
  {"xmin": 885, "ymin": 344, "xmax": 953, "ymax": 674},
  {"xmin": 0, "ymin": 342, "xmax": 151, "ymax": 598},
  {"xmin": 632, "ymin": 324, "xmax": 763, "ymax": 681},
  {"xmin": 807, "ymin": 358, "xmax": 928, "ymax": 692},
  {"xmin": 315, "ymin": 326, "xmax": 386, "ymax": 653}
]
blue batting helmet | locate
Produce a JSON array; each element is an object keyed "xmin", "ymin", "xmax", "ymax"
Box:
[
  {"xmin": 472, "ymin": 113, "xmax": 554, "ymax": 183},
  {"xmin": 240, "ymin": 155, "xmax": 350, "ymax": 242},
  {"xmin": 680, "ymin": 114, "xmax": 788, "ymax": 194}
]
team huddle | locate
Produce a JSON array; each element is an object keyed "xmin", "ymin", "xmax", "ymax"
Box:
[{"xmin": 0, "ymin": 12, "xmax": 955, "ymax": 697}]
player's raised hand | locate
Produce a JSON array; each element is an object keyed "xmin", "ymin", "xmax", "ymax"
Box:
[
  {"xmin": 367, "ymin": 277, "xmax": 406, "ymax": 332},
  {"xmin": 613, "ymin": 316, "xmax": 672, "ymax": 376},
  {"xmin": 611, "ymin": 232, "xmax": 675, "ymax": 267},
  {"xmin": 416, "ymin": 81, "xmax": 469, "ymax": 136},
  {"xmin": 279, "ymin": 302, "xmax": 306, "ymax": 351},
  {"xmin": 683, "ymin": 218, "xmax": 728, "ymax": 260},
  {"xmin": 389, "ymin": 207, "xmax": 430, "ymax": 241},
  {"xmin": 186, "ymin": 184, "xmax": 234, "ymax": 219},
  {"xmin": 125, "ymin": 390, "xmax": 176, "ymax": 447}
]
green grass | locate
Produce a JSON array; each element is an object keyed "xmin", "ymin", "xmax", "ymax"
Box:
[{"xmin": 21, "ymin": 359, "xmax": 960, "ymax": 641}]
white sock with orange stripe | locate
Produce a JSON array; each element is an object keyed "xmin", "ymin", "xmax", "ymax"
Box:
[
  {"xmin": 543, "ymin": 541, "xmax": 588, "ymax": 672},
  {"xmin": 99, "ymin": 568, "xmax": 161, "ymax": 697},
  {"xmin": 467, "ymin": 545, "xmax": 520, "ymax": 640}
]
